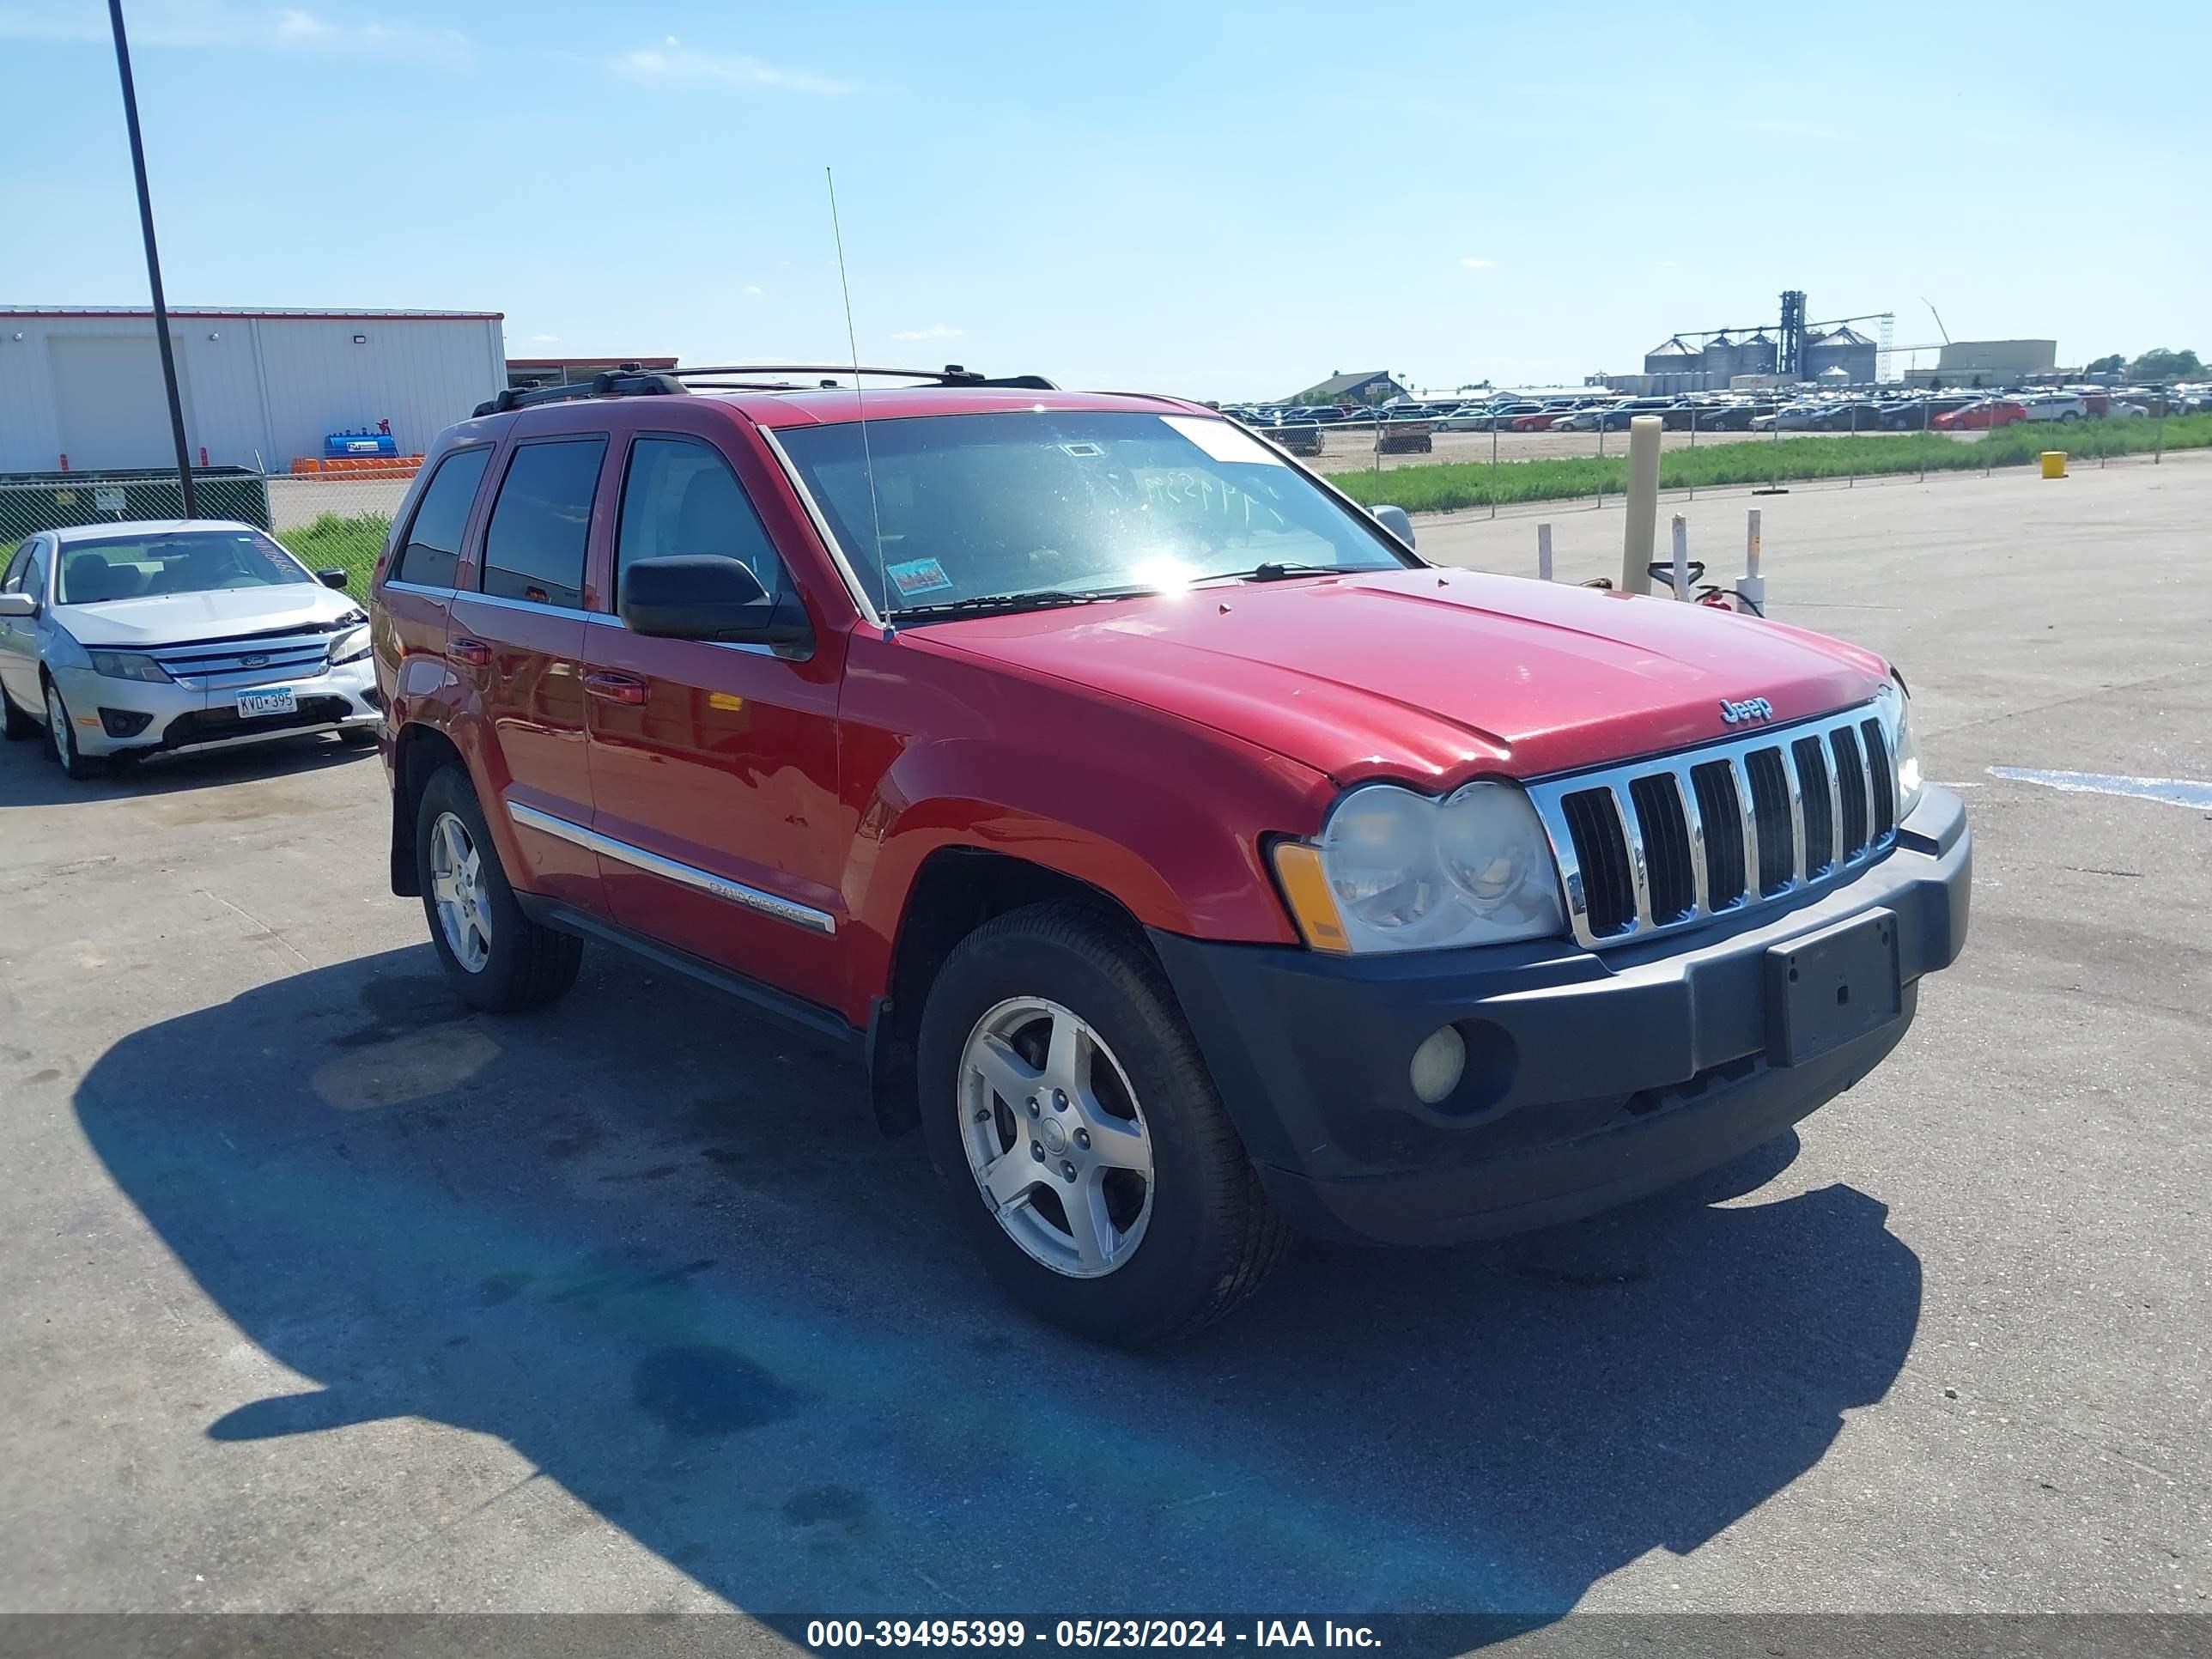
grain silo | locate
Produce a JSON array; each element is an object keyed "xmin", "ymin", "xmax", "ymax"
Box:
[
  {"xmin": 1735, "ymin": 331, "xmax": 1778, "ymax": 378},
  {"xmin": 1802, "ymin": 325, "xmax": 1877, "ymax": 386},
  {"xmin": 1700, "ymin": 333, "xmax": 1738, "ymax": 386}
]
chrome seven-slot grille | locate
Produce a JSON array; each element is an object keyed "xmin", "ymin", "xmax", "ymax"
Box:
[{"xmin": 1525, "ymin": 702, "xmax": 1899, "ymax": 949}]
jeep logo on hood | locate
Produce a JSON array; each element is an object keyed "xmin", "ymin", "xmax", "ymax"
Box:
[{"xmin": 1719, "ymin": 696, "xmax": 1776, "ymax": 726}]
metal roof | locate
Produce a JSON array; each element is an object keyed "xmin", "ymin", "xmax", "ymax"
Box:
[{"xmin": 1, "ymin": 306, "xmax": 503, "ymax": 321}]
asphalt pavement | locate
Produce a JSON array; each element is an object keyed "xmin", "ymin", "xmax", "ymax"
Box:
[{"xmin": 0, "ymin": 455, "xmax": 2204, "ymax": 1641}]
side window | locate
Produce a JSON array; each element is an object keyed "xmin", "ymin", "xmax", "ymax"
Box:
[
  {"xmin": 615, "ymin": 435, "xmax": 787, "ymax": 605},
  {"xmin": 393, "ymin": 447, "xmax": 492, "ymax": 588},
  {"xmin": 22, "ymin": 543, "xmax": 49, "ymax": 605},
  {"xmin": 481, "ymin": 438, "xmax": 607, "ymax": 610},
  {"xmin": 1, "ymin": 539, "xmax": 34, "ymax": 593}
]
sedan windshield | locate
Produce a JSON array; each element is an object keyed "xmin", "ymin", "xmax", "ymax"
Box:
[
  {"xmin": 56, "ymin": 529, "xmax": 312, "ymax": 605},
  {"xmin": 775, "ymin": 410, "xmax": 1414, "ymax": 619}
]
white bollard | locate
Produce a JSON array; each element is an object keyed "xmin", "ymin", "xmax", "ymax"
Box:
[
  {"xmin": 1670, "ymin": 514, "xmax": 1690, "ymax": 599},
  {"xmin": 1738, "ymin": 508, "xmax": 1766, "ymax": 611},
  {"xmin": 1537, "ymin": 522, "xmax": 1553, "ymax": 582}
]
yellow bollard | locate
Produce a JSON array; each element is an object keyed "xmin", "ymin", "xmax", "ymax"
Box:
[{"xmin": 2041, "ymin": 451, "xmax": 2068, "ymax": 478}]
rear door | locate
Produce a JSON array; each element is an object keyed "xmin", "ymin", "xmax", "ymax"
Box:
[
  {"xmin": 447, "ymin": 431, "xmax": 611, "ymax": 914},
  {"xmin": 578, "ymin": 417, "xmax": 848, "ymax": 1012}
]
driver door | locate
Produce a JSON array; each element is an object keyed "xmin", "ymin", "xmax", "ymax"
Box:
[{"xmin": 0, "ymin": 538, "xmax": 51, "ymax": 713}]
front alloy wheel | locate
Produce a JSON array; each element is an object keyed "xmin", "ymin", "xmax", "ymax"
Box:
[
  {"xmin": 44, "ymin": 683, "xmax": 104, "ymax": 781},
  {"xmin": 959, "ymin": 996, "xmax": 1154, "ymax": 1278}
]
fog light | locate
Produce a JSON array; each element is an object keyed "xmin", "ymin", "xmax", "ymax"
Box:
[
  {"xmin": 1409, "ymin": 1024, "xmax": 1468, "ymax": 1105},
  {"xmin": 99, "ymin": 707, "xmax": 154, "ymax": 738}
]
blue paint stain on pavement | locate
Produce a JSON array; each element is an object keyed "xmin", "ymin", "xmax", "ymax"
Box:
[{"xmin": 1989, "ymin": 766, "xmax": 2212, "ymax": 810}]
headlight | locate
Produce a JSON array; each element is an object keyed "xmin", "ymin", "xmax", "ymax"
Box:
[
  {"xmin": 88, "ymin": 650, "xmax": 172, "ymax": 683},
  {"xmin": 1272, "ymin": 781, "xmax": 1566, "ymax": 954},
  {"xmin": 330, "ymin": 624, "xmax": 372, "ymax": 665},
  {"xmin": 1880, "ymin": 675, "xmax": 1923, "ymax": 819}
]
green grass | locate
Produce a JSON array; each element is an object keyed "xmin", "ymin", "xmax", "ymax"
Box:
[
  {"xmin": 275, "ymin": 511, "xmax": 390, "ymax": 592},
  {"xmin": 1328, "ymin": 413, "xmax": 2212, "ymax": 514}
]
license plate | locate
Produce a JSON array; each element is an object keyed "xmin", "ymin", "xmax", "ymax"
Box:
[
  {"xmin": 1764, "ymin": 909, "xmax": 1902, "ymax": 1066},
  {"xmin": 235, "ymin": 688, "xmax": 298, "ymax": 719}
]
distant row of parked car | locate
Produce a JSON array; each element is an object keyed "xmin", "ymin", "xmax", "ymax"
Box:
[{"xmin": 1220, "ymin": 384, "xmax": 2206, "ymax": 442}]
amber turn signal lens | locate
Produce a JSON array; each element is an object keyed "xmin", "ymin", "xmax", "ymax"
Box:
[{"xmin": 1271, "ymin": 842, "xmax": 1352, "ymax": 954}]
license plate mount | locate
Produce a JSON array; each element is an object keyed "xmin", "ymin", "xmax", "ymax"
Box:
[
  {"xmin": 235, "ymin": 687, "xmax": 298, "ymax": 720},
  {"xmin": 1765, "ymin": 908, "xmax": 1902, "ymax": 1066}
]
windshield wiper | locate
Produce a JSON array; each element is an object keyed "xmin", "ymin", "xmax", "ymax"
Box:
[
  {"xmin": 1201, "ymin": 560, "xmax": 1382, "ymax": 584},
  {"xmin": 890, "ymin": 587, "xmax": 1146, "ymax": 623}
]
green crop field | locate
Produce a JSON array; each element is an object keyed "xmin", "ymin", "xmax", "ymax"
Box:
[{"xmin": 1328, "ymin": 414, "xmax": 2212, "ymax": 514}]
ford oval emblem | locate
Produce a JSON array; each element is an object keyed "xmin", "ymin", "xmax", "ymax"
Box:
[
  {"xmin": 1719, "ymin": 696, "xmax": 1775, "ymax": 726},
  {"xmin": 240, "ymin": 653, "xmax": 271, "ymax": 669}
]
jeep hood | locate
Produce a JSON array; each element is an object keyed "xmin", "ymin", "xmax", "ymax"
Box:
[{"xmin": 911, "ymin": 568, "xmax": 1889, "ymax": 785}]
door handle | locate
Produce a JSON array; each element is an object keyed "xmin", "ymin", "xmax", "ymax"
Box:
[
  {"xmin": 448, "ymin": 637, "xmax": 492, "ymax": 667},
  {"xmin": 582, "ymin": 670, "xmax": 647, "ymax": 705}
]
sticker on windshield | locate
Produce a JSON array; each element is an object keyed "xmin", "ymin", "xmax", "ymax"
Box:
[
  {"xmin": 1160, "ymin": 414, "xmax": 1285, "ymax": 467},
  {"xmin": 886, "ymin": 557, "xmax": 954, "ymax": 597}
]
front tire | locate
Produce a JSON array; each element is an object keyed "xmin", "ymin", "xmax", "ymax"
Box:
[
  {"xmin": 42, "ymin": 682, "xmax": 106, "ymax": 781},
  {"xmin": 917, "ymin": 902, "xmax": 1290, "ymax": 1347},
  {"xmin": 414, "ymin": 764, "xmax": 583, "ymax": 1012}
]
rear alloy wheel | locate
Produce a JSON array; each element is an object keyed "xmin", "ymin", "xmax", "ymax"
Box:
[
  {"xmin": 414, "ymin": 764, "xmax": 582, "ymax": 1012},
  {"xmin": 918, "ymin": 902, "xmax": 1290, "ymax": 1346},
  {"xmin": 43, "ymin": 683, "xmax": 106, "ymax": 781}
]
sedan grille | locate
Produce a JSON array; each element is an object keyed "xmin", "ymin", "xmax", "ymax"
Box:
[
  {"xmin": 146, "ymin": 630, "xmax": 335, "ymax": 691},
  {"xmin": 1528, "ymin": 701, "xmax": 1901, "ymax": 949}
]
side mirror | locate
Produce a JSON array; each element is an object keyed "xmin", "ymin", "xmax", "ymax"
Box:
[
  {"xmin": 619, "ymin": 555, "xmax": 812, "ymax": 653},
  {"xmin": 1371, "ymin": 504, "xmax": 1415, "ymax": 550},
  {"xmin": 317, "ymin": 568, "xmax": 349, "ymax": 590},
  {"xmin": 0, "ymin": 592, "xmax": 36, "ymax": 619}
]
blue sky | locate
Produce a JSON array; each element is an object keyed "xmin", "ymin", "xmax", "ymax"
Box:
[{"xmin": 3, "ymin": 0, "xmax": 2205, "ymax": 399}]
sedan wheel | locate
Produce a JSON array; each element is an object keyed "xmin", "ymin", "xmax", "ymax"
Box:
[
  {"xmin": 958, "ymin": 995, "xmax": 1154, "ymax": 1278},
  {"xmin": 44, "ymin": 683, "xmax": 105, "ymax": 781}
]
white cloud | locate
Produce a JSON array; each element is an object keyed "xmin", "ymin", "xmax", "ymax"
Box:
[
  {"xmin": 527, "ymin": 334, "xmax": 560, "ymax": 344},
  {"xmin": 613, "ymin": 36, "xmax": 848, "ymax": 94},
  {"xmin": 742, "ymin": 285, "xmax": 764, "ymax": 298},
  {"xmin": 891, "ymin": 324, "xmax": 963, "ymax": 343},
  {"xmin": 1461, "ymin": 258, "xmax": 1498, "ymax": 270},
  {"xmin": 0, "ymin": 3, "xmax": 469, "ymax": 64}
]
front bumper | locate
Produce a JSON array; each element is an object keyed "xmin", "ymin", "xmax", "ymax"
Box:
[
  {"xmin": 1151, "ymin": 787, "xmax": 1972, "ymax": 1246},
  {"xmin": 52, "ymin": 659, "xmax": 379, "ymax": 758}
]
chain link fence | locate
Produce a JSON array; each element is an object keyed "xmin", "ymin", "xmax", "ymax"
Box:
[
  {"xmin": 1272, "ymin": 384, "xmax": 2212, "ymax": 520},
  {"xmin": 2, "ymin": 467, "xmax": 408, "ymax": 591}
]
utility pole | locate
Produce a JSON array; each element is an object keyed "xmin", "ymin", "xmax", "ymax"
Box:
[{"xmin": 108, "ymin": 0, "xmax": 196, "ymax": 517}]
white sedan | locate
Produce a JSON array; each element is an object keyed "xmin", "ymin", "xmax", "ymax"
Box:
[{"xmin": 0, "ymin": 519, "xmax": 379, "ymax": 781}]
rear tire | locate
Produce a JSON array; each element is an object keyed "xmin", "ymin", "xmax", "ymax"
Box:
[
  {"xmin": 1, "ymin": 684, "xmax": 36, "ymax": 742},
  {"xmin": 414, "ymin": 763, "xmax": 582, "ymax": 1012},
  {"xmin": 916, "ymin": 901, "xmax": 1290, "ymax": 1347}
]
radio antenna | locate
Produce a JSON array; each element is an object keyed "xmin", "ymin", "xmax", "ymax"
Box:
[{"xmin": 826, "ymin": 167, "xmax": 890, "ymax": 633}]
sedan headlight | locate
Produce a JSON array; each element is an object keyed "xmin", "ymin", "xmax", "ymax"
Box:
[
  {"xmin": 88, "ymin": 650, "xmax": 172, "ymax": 684},
  {"xmin": 1878, "ymin": 675, "xmax": 1924, "ymax": 820},
  {"xmin": 330, "ymin": 623, "xmax": 372, "ymax": 665},
  {"xmin": 1272, "ymin": 781, "xmax": 1566, "ymax": 954}
]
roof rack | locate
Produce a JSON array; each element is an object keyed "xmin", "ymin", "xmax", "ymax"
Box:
[{"xmin": 473, "ymin": 361, "xmax": 1056, "ymax": 417}]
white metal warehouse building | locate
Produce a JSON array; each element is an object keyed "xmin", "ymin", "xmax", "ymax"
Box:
[{"xmin": 0, "ymin": 307, "xmax": 506, "ymax": 475}]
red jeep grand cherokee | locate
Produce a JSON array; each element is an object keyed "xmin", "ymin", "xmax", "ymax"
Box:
[{"xmin": 370, "ymin": 365, "xmax": 1970, "ymax": 1346}]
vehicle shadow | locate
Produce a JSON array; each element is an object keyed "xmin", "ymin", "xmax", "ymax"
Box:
[
  {"xmin": 75, "ymin": 945, "xmax": 1921, "ymax": 1638},
  {"xmin": 0, "ymin": 726, "xmax": 370, "ymax": 807}
]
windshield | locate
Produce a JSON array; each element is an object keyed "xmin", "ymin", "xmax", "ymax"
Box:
[
  {"xmin": 56, "ymin": 529, "xmax": 313, "ymax": 606},
  {"xmin": 774, "ymin": 410, "xmax": 1415, "ymax": 618}
]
